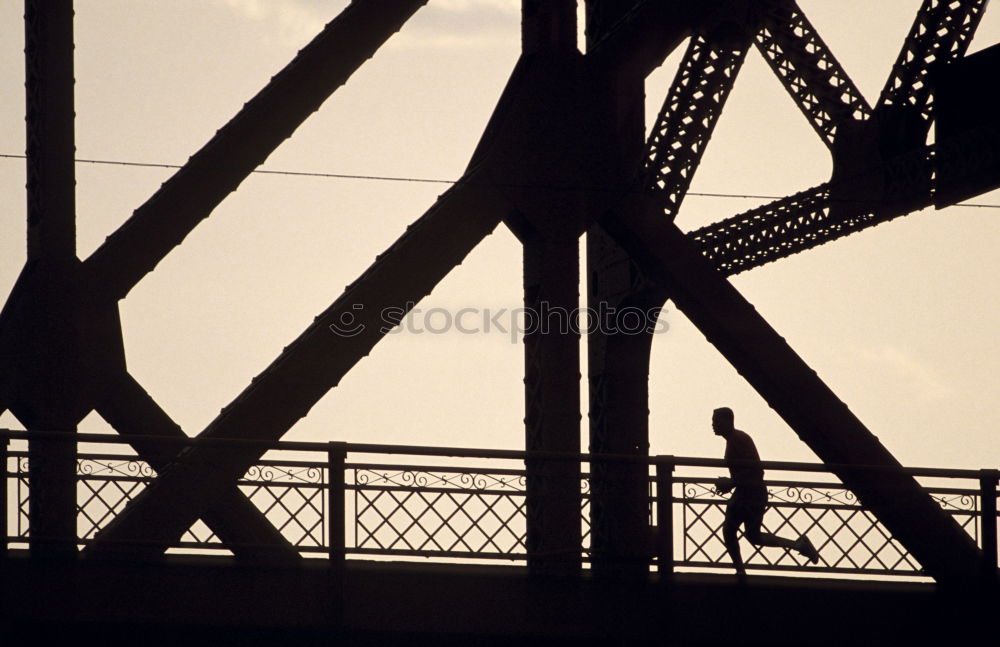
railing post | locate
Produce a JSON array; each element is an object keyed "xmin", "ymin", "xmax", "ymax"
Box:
[
  {"xmin": 327, "ymin": 441, "xmax": 347, "ymax": 623},
  {"xmin": 980, "ymin": 469, "xmax": 998, "ymax": 579},
  {"xmin": 328, "ymin": 442, "xmax": 347, "ymax": 566},
  {"xmin": 656, "ymin": 455, "xmax": 675, "ymax": 577},
  {"xmin": 1, "ymin": 435, "xmax": 8, "ymax": 560}
]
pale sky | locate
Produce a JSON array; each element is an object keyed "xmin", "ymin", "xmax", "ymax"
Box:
[{"xmin": 1, "ymin": 1, "xmax": 998, "ymax": 473}]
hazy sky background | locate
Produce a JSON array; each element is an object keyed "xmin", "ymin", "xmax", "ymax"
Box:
[{"xmin": 1, "ymin": 1, "xmax": 997, "ymax": 471}]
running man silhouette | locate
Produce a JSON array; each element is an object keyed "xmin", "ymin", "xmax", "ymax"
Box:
[{"xmin": 712, "ymin": 407, "xmax": 819, "ymax": 579}]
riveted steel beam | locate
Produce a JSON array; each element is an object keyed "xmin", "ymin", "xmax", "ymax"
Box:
[
  {"xmin": 584, "ymin": 0, "xmax": 655, "ymax": 580},
  {"xmin": 82, "ymin": 0, "xmax": 429, "ymax": 302},
  {"xmin": 24, "ymin": 0, "xmax": 76, "ymax": 263},
  {"xmin": 83, "ymin": 180, "xmax": 503, "ymax": 558},
  {"xmin": 877, "ymin": 0, "xmax": 988, "ymax": 124},
  {"xmin": 644, "ymin": 33, "xmax": 750, "ymax": 220},
  {"xmin": 22, "ymin": 0, "xmax": 79, "ymax": 557},
  {"xmin": 687, "ymin": 134, "xmax": 970, "ymax": 276},
  {"xmin": 96, "ymin": 372, "xmax": 301, "ymax": 563},
  {"xmin": 587, "ymin": 0, "xmax": 727, "ymax": 79},
  {"xmin": 754, "ymin": 0, "xmax": 871, "ymax": 149}
]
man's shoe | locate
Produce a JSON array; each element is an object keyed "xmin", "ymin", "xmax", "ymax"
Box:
[{"xmin": 797, "ymin": 536, "xmax": 820, "ymax": 564}]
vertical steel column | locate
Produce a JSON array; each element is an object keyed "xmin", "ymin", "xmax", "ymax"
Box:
[
  {"xmin": 523, "ymin": 237, "xmax": 582, "ymax": 575},
  {"xmin": 585, "ymin": 0, "xmax": 655, "ymax": 580},
  {"xmin": 655, "ymin": 456, "xmax": 674, "ymax": 576},
  {"xmin": 24, "ymin": 0, "xmax": 79, "ymax": 558},
  {"xmin": 522, "ymin": 0, "xmax": 577, "ymax": 54},
  {"xmin": 25, "ymin": 0, "xmax": 76, "ymax": 261},
  {"xmin": 519, "ymin": 0, "xmax": 582, "ymax": 576},
  {"xmin": 980, "ymin": 470, "xmax": 998, "ymax": 579},
  {"xmin": 328, "ymin": 442, "xmax": 347, "ymax": 621}
]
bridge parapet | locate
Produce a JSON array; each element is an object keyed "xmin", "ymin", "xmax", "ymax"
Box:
[{"xmin": 2, "ymin": 430, "xmax": 996, "ymax": 581}]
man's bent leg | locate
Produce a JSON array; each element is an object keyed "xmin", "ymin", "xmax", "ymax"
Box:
[
  {"xmin": 743, "ymin": 504, "xmax": 798, "ymax": 550},
  {"xmin": 744, "ymin": 508, "xmax": 819, "ymax": 562}
]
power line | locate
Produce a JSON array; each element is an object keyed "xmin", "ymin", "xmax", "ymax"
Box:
[{"xmin": 2, "ymin": 152, "xmax": 999, "ymax": 210}]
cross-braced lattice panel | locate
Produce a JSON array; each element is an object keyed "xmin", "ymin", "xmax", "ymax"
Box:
[
  {"xmin": 675, "ymin": 477, "xmax": 981, "ymax": 576},
  {"xmin": 77, "ymin": 455, "xmax": 156, "ymax": 540},
  {"xmin": 352, "ymin": 467, "xmax": 528, "ymax": 558},
  {"xmin": 170, "ymin": 460, "xmax": 328, "ymax": 549},
  {"xmin": 12, "ymin": 452, "xmax": 328, "ymax": 551},
  {"xmin": 238, "ymin": 461, "xmax": 326, "ymax": 549}
]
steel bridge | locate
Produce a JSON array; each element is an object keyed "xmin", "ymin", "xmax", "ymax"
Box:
[{"xmin": 2, "ymin": 0, "xmax": 1000, "ymax": 643}]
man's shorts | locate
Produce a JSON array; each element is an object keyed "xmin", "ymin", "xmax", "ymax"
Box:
[{"xmin": 727, "ymin": 484, "xmax": 768, "ymax": 531}]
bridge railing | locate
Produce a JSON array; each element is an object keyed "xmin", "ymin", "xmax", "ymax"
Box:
[{"xmin": 2, "ymin": 431, "xmax": 997, "ymax": 579}]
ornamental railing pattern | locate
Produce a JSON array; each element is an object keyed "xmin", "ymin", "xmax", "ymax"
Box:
[
  {"xmin": 351, "ymin": 465, "xmax": 528, "ymax": 558},
  {"xmin": 9, "ymin": 452, "xmax": 328, "ymax": 552},
  {"xmin": 350, "ymin": 465, "xmax": 591, "ymax": 560},
  {"xmin": 1, "ymin": 432, "xmax": 996, "ymax": 581},
  {"xmin": 672, "ymin": 477, "xmax": 981, "ymax": 576}
]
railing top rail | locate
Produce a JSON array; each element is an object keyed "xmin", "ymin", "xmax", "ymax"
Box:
[{"xmin": 2, "ymin": 428, "xmax": 995, "ymax": 480}]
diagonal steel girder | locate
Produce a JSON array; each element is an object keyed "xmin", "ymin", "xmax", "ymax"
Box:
[
  {"xmin": 95, "ymin": 372, "xmax": 301, "ymax": 562},
  {"xmin": 601, "ymin": 202, "xmax": 983, "ymax": 581},
  {"xmin": 877, "ymin": 0, "xmax": 988, "ymax": 123},
  {"xmin": 81, "ymin": 0, "xmax": 429, "ymax": 302},
  {"xmin": 644, "ymin": 33, "xmax": 750, "ymax": 220},
  {"xmin": 753, "ymin": 0, "xmax": 872, "ymax": 149},
  {"xmin": 41, "ymin": 0, "xmax": 428, "ymax": 555},
  {"xmin": 585, "ymin": 0, "xmax": 723, "ymax": 79},
  {"xmin": 83, "ymin": 179, "xmax": 504, "ymax": 558}
]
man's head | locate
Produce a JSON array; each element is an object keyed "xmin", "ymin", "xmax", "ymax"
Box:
[{"xmin": 712, "ymin": 407, "xmax": 735, "ymax": 437}]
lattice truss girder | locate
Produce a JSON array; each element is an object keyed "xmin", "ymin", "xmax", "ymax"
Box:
[
  {"xmin": 877, "ymin": 0, "xmax": 989, "ymax": 123},
  {"xmin": 684, "ymin": 0, "xmax": 990, "ymax": 275},
  {"xmin": 644, "ymin": 34, "xmax": 749, "ymax": 219},
  {"xmin": 753, "ymin": 0, "xmax": 871, "ymax": 148}
]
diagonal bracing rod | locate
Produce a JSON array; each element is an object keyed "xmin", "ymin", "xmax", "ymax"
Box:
[
  {"xmin": 601, "ymin": 203, "xmax": 983, "ymax": 581},
  {"xmin": 83, "ymin": 181, "xmax": 503, "ymax": 558},
  {"xmin": 754, "ymin": 0, "xmax": 871, "ymax": 148},
  {"xmin": 96, "ymin": 372, "xmax": 301, "ymax": 562},
  {"xmin": 82, "ymin": 0, "xmax": 429, "ymax": 302}
]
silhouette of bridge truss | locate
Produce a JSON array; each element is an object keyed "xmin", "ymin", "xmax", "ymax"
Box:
[{"xmin": 2, "ymin": 0, "xmax": 998, "ymax": 583}]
